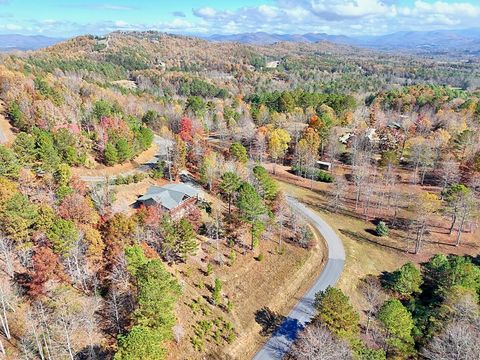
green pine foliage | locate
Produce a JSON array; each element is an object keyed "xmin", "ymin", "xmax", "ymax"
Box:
[
  {"xmin": 252, "ymin": 165, "xmax": 278, "ymax": 201},
  {"xmin": 229, "ymin": 142, "xmax": 248, "ymax": 164},
  {"xmin": 237, "ymin": 182, "xmax": 267, "ymax": 249},
  {"xmin": 387, "ymin": 262, "xmax": 423, "ymax": 298},
  {"xmin": 314, "ymin": 287, "xmax": 360, "ymax": 339},
  {"xmin": 377, "ymin": 299, "xmax": 415, "ymax": 356},
  {"xmin": 116, "ymin": 245, "xmax": 181, "ymax": 360}
]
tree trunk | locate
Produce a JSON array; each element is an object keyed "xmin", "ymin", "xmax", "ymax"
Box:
[
  {"xmin": 455, "ymin": 213, "xmax": 467, "ymax": 246},
  {"xmin": 449, "ymin": 214, "xmax": 457, "ymax": 235}
]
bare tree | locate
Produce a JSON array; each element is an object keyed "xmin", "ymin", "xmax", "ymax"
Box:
[
  {"xmin": 422, "ymin": 321, "xmax": 480, "ymax": 360},
  {"xmin": 0, "ymin": 236, "xmax": 15, "ymax": 279},
  {"xmin": 329, "ymin": 176, "xmax": 348, "ymax": 213},
  {"xmin": 439, "ymin": 159, "xmax": 460, "ymax": 193},
  {"xmin": 352, "ymin": 152, "xmax": 371, "ymax": 210},
  {"xmin": 358, "ymin": 276, "xmax": 386, "ymax": 336},
  {"xmin": 289, "ymin": 323, "xmax": 352, "ymax": 360}
]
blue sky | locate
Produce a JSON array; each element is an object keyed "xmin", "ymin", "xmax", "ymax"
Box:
[{"xmin": 1, "ymin": 0, "xmax": 479, "ymax": 37}]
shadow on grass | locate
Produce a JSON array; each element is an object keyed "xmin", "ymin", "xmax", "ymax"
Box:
[{"xmin": 340, "ymin": 228, "xmax": 407, "ymax": 253}]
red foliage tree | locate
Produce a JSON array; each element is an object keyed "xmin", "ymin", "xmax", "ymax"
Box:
[
  {"xmin": 178, "ymin": 116, "xmax": 194, "ymax": 142},
  {"xmin": 26, "ymin": 246, "xmax": 68, "ymax": 297},
  {"xmin": 58, "ymin": 193, "xmax": 99, "ymax": 225}
]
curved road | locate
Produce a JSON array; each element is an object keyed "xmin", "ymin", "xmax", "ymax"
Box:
[{"xmin": 253, "ymin": 197, "xmax": 345, "ymax": 360}]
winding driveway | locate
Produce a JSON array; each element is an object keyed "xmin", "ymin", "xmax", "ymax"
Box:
[{"xmin": 252, "ymin": 197, "xmax": 345, "ymax": 360}]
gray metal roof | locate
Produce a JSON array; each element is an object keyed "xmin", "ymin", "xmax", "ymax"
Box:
[{"xmin": 138, "ymin": 183, "xmax": 199, "ymax": 210}]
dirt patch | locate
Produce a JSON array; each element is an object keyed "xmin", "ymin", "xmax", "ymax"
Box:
[
  {"xmin": 0, "ymin": 101, "xmax": 15, "ymax": 145},
  {"xmin": 72, "ymin": 142, "xmax": 159, "ymax": 177}
]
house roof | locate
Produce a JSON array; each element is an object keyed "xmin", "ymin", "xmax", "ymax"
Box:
[{"xmin": 138, "ymin": 183, "xmax": 199, "ymax": 210}]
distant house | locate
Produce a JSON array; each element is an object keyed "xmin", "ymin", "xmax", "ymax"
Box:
[
  {"xmin": 266, "ymin": 60, "xmax": 280, "ymax": 69},
  {"xmin": 316, "ymin": 161, "xmax": 332, "ymax": 171},
  {"xmin": 138, "ymin": 183, "xmax": 200, "ymax": 219}
]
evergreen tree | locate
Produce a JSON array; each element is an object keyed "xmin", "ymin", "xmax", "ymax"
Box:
[
  {"xmin": 47, "ymin": 218, "xmax": 79, "ymax": 256},
  {"xmin": 219, "ymin": 172, "xmax": 242, "ymax": 215},
  {"xmin": 117, "ymin": 246, "xmax": 181, "ymax": 360},
  {"xmin": 116, "ymin": 138, "xmax": 133, "ymax": 163},
  {"xmin": 388, "ymin": 262, "xmax": 423, "ymax": 298},
  {"xmin": 212, "ymin": 278, "xmax": 222, "ymax": 305},
  {"xmin": 377, "ymin": 299, "xmax": 414, "ymax": 356},
  {"xmin": 12, "ymin": 132, "xmax": 36, "ymax": 165},
  {"xmin": 230, "ymin": 142, "xmax": 248, "ymax": 164},
  {"xmin": 253, "ymin": 165, "xmax": 278, "ymax": 201},
  {"xmin": 314, "ymin": 287, "xmax": 360, "ymax": 340},
  {"xmin": 175, "ymin": 218, "xmax": 198, "ymax": 262},
  {"xmin": 237, "ymin": 182, "xmax": 267, "ymax": 250},
  {"xmin": 35, "ymin": 130, "xmax": 60, "ymax": 171},
  {"xmin": 104, "ymin": 142, "xmax": 119, "ymax": 165},
  {"xmin": 0, "ymin": 146, "xmax": 20, "ymax": 178}
]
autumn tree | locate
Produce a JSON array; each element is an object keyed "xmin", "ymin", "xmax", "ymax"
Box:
[
  {"xmin": 178, "ymin": 116, "xmax": 193, "ymax": 142},
  {"xmin": 289, "ymin": 323, "xmax": 352, "ymax": 360},
  {"xmin": 442, "ymin": 184, "xmax": 477, "ymax": 246},
  {"xmin": 199, "ymin": 151, "xmax": 218, "ymax": 191},
  {"xmin": 25, "ymin": 246, "xmax": 68, "ymax": 297},
  {"xmin": 268, "ymin": 128, "xmax": 291, "ymax": 174}
]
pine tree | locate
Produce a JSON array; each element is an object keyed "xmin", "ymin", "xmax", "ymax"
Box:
[
  {"xmin": 253, "ymin": 165, "xmax": 278, "ymax": 201},
  {"xmin": 237, "ymin": 182, "xmax": 267, "ymax": 250},
  {"xmin": 212, "ymin": 278, "xmax": 222, "ymax": 305},
  {"xmin": 175, "ymin": 218, "xmax": 198, "ymax": 262},
  {"xmin": 0, "ymin": 146, "xmax": 20, "ymax": 178},
  {"xmin": 377, "ymin": 299, "xmax": 414, "ymax": 356},
  {"xmin": 117, "ymin": 246, "xmax": 181, "ymax": 360},
  {"xmin": 314, "ymin": 287, "xmax": 360, "ymax": 340},
  {"xmin": 220, "ymin": 172, "xmax": 242, "ymax": 215},
  {"xmin": 105, "ymin": 142, "xmax": 119, "ymax": 166},
  {"xmin": 116, "ymin": 138, "xmax": 133, "ymax": 163},
  {"xmin": 230, "ymin": 142, "xmax": 248, "ymax": 164},
  {"xmin": 388, "ymin": 262, "xmax": 423, "ymax": 298}
]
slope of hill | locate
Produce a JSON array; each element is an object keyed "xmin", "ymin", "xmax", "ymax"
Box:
[{"xmin": 0, "ymin": 34, "xmax": 63, "ymax": 51}]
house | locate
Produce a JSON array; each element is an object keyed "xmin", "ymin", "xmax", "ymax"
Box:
[{"xmin": 138, "ymin": 183, "xmax": 200, "ymax": 219}]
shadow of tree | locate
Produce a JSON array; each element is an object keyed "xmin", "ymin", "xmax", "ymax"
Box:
[{"xmin": 255, "ymin": 307, "xmax": 286, "ymax": 337}]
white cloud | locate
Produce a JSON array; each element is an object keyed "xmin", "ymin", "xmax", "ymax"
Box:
[{"xmin": 3, "ymin": 0, "xmax": 480, "ymax": 37}]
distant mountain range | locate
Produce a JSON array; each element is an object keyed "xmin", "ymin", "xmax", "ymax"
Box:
[
  {"xmin": 2, "ymin": 28, "xmax": 480, "ymax": 55},
  {"xmin": 205, "ymin": 28, "xmax": 480, "ymax": 55},
  {"xmin": 0, "ymin": 34, "xmax": 63, "ymax": 51}
]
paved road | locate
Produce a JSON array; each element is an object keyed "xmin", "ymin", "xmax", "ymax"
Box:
[
  {"xmin": 253, "ymin": 197, "xmax": 345, "ymax": 360},
  {"xmin": 79, "ymin": 135, "xmax": 173, "ymax": 183}
]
